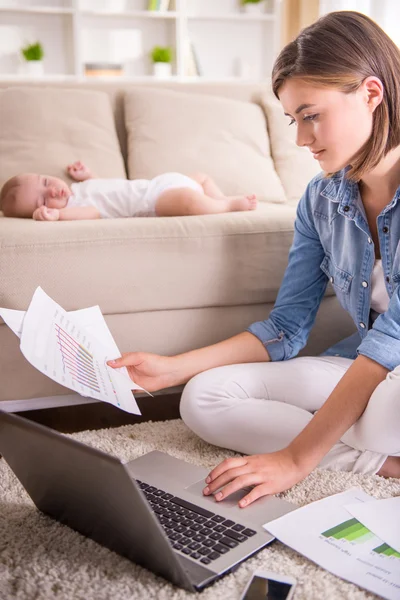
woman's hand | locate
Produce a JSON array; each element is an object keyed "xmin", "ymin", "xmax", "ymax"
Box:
[
  {"xmin": 203, "ymin": 449, "xmax": 308, "ymax": 507},
  {"xmin": 107, "ymin": 352, "xmax": 182, "ymax": 392}
]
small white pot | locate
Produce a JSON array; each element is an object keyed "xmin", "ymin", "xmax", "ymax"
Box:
[
  {"xmin": 242, "ymin": 2, "xmax": 266, "ymax": 14},
  {"xmin": 24, "ymin": 60, "xmax": 44, "ymax": 77},
  {"xmin": 153, "ymin": 62, "xmax": 172, "ymax": 78}
]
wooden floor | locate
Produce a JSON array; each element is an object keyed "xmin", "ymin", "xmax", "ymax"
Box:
[{"xmin": 20, "ymin": 393, "xmax": 181, "ymax": 433}]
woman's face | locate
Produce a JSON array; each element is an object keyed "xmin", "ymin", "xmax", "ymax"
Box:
[{"xmin": 278, "ymin": 78, "xmax": 375, "ymax": 173}]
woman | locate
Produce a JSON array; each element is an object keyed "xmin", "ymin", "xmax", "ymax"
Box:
[{"xmin": 108, "ymin": 11, "xmax": 400, "ymax": 506}]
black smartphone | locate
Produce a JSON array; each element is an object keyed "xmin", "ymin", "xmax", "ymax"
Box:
[{"xmin": 240, "ymin": 569, "xmax": 297, "ymax": 600}]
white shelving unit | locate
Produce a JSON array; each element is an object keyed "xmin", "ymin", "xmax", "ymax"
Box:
[{"xmin": 0, "ymin": 0, "xmax": 281, "ymax": 81}]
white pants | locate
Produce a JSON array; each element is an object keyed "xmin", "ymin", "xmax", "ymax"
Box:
[{"xmin": 180, "ymin": 357, "xmax": 400, "ymax": 475}]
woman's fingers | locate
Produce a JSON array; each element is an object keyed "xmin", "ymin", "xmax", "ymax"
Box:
[
  {"xmin": 204, "ymin": 464, "xmax": 249, "ymax": 495},
  {"xmin": 205, "ymin": 456, "xmax": 248, "ymax": 485},
  {"xmin": 210, "ymin": 472, "xmax": 264, "ymax": 503},
  {"xmin": 239, "ymin": 483, "xmax": 272, "ymax": 507},
  {"xmin": 107, "ymin": 352, "xmax": 141, "ymax": 368}
]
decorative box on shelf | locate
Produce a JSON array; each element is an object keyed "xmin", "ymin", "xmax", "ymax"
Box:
[{"xmin": 84, "ymin": 63, "xmax": 124, "ymax": 77}]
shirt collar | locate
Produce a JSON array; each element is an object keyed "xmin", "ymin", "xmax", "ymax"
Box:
[
  {"xmin": 320, "ymin": 167, "xmax": 400, "ymax": 217},
  {"xmin": 320, "ymin": 168, "xmax": 359, "ymax": 218}
]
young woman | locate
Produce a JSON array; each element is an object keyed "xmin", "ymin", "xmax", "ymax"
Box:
[{"xmin": 108, "ymin": 11, "xmax": 400, "ymax": 506}]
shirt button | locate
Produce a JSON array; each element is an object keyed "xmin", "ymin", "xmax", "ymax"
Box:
[
  {"xmin": 383, "ymin": 226, "xmax": 389, "ymax": 233},
  {"xmin": 367, "ymin": 237, "xmax": 372, "ymax": 244},
  {"xmin": 386, "ymin": 276, "xmax": 390, "ymax": 283},
  {"xmin": 343, "ymin": 206, "xmax": 350, "ymax": 212},
  {"xmin": 330, "ymin": 276, "xmax": 334, "ymax": 284},
  {"xmin": 359, "ymin": 322, "xmax": 366, "ymax": 329},
  {"xmin": 361, "ymin": 281, "xmax": 368, "ymax": 288}
]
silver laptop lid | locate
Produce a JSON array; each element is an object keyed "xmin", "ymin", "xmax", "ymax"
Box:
[{"xmin": 0, "ymin": 410, "xmax": 216, "ymax": 591}]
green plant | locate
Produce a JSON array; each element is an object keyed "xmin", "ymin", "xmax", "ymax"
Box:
[
  {"xmin": 150, "ymin": 46, "xmax": 173, "ymax": 63},
  {"xmin": 21, "ymin": 42, "xmax": 44, "ymax": 61},
  {"xmin": 241, "ymin": 0, "xmax": 263, "ymax": 4}
]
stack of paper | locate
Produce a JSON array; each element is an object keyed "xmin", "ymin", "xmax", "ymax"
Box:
[
  {"xmin": 264, "ymin": 488, "xmax": 400, "ymax": 600},
  {"xmin": 0, "ymin": 287, "xmax": 151, "ymax": 415}
]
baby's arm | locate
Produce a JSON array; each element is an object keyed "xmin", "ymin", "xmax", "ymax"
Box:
[
  {"xmin": 33, "ymin": 206, "xmax": 100, "ymax": 221},
  {"xmin": 58, "ymin": 206, "xmax": 100, "ymax": 220},
  {"xmin": 66, "ymin": 161, "xmax": 96, "ymax": 182}
]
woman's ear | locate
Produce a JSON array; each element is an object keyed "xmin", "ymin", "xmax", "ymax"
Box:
[{"xmin": 362, "ymin": 76, "xmax": 384, "ymax": 113}]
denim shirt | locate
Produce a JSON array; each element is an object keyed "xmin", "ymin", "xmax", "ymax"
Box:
[{"xmin": 247, "ymin": 168, "xmax": 400, "ymax": 371}]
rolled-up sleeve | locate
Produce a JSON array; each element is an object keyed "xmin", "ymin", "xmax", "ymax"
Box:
[
  {"xmin": 358, "ymin": 290, "xmax": 400, "ymax": 370},
  {"xmin": 247, "ymin": 182, "xmax": 329, "ymax": 361}
]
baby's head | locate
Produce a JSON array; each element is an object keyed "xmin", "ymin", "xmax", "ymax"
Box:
[{"xmin": 0, "ymin": 173, "xmax": 72, "ymax": 218}]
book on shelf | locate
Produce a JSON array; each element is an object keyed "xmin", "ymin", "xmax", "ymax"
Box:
[
  {"xmin": 184, "ymin": 40, "xmax": 202, "ymax": 77},
  {"xmin": 148, "ymin": 0, "xmax": 170, "ymax": 11},
  {"xmin": 84, "ymin": 63, "xmax": 124, "ymax": 77}
]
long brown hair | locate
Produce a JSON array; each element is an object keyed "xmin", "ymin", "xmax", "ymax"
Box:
[{"xmin": 272, "ymin": 11, "xmax": 400, "ymax": 181}]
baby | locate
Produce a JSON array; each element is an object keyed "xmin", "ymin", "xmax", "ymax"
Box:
[{"xmin": 0, "ymin": 161, "xmax": 257, "ymax": 221}]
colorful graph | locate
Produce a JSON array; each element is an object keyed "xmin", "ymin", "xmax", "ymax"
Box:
[
  {"xmin": 373, "ymin": 543, "xmax": 400, "ymax": 560},
  {"xmin": 322, "ymin": 518, "xmax": 400, "ymax": 558},
  {"xmin": 55, "ymin": 323, "xmax": 101, "ymax": 393},
  {"xmin": 322, "ymin": 517, "xmax": 375, "ymax": 544}
]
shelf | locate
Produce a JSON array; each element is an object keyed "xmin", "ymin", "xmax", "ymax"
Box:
[
  {"xmin": 187, "ymin": 14, "xmax": 276, "ymax": 22},
  {"xmin": 0, "ymin": 0, "xmax": 281, "ymax": 81},
  {"xmin": 0, "ymin": 6, "xmax": 74, "ymax": 15},
  {"xmin": 80, "ymin": 10, "xmax": 178, "ymax": 19},
  {"xmin": 0, "ymin": 74, "xmax": 264, "ymax": 83}
]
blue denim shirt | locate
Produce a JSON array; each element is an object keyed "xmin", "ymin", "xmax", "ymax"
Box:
[{"xmin": 247, "ymin": 168, "xmax": 400, "ymax": 371}]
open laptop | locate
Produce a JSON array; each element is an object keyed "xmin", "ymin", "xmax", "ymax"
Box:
[{"xmin": 0, "ymin": 410, "xmax": 297, "ymax": 592}]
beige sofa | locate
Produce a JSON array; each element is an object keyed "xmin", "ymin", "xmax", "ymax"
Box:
[{"xmin": 0, "ymin": 79, "xmax": 355, "ymax": 411}]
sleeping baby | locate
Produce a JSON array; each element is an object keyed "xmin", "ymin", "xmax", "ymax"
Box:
[{"xmin": 0, "ymin": 161, "xmax": 257, "ymax": 221}]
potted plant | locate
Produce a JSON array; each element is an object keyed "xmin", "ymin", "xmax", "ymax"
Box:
[
  {"xmin": 21, "ymin": 42, "xmax": 45, "ymax": 77},
  {"xmin": 150, "ymin": 46, "xmax": 173, "ymax": 78},
  {"xmin": 240, "ymin": 0, "xmax": 266, "ymax": 15}
]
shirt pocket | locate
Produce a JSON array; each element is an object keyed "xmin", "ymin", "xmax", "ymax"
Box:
[{"xmin": 320, "ymin": 255, "xmax": 353, "ymax": 294}]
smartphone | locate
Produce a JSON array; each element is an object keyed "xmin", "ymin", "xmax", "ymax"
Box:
[{"xmin": 239, "ymin": 569, "xmax": 297, "ymax": 600}]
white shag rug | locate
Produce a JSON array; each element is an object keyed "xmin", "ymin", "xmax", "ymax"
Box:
[{"xmin": 0, "ymin": 419, "xmax": 399, "ymax": 600}]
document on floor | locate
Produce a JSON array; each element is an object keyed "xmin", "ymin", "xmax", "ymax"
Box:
[
  {"xmin": 345, "ymin": 496, "xmax": 400, "ymax": 555},
  {"xmin": 0, "ymin": 287, "xmax": 150, "ymax": 414},
  {"xmin": 263, "ymin": 488, "xmax": 400, "ymax": 600}
]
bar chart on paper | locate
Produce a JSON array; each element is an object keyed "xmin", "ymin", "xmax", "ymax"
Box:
[
  {"xmin": 322, "ymin": 518, "xmax": 400, "ymax": 560},
  {"xmin": 41, "ymin": 312, "xmax": 113, "ymax": 401},
  {"xmin": 264, "ymin": 489, "xmax": 400, "ymax": 600},
  {"xmin": 55, "ymin": 322, "xmax": 101, "ymax": 395},
  {"xmin": 17, "ymin": 287, "xmax": 142, "ymax": 413}
]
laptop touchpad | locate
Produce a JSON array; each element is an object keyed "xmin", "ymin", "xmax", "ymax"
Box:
[{"xmin": 185, "ymin": 479, "xmax": 249, "ymax": 508}]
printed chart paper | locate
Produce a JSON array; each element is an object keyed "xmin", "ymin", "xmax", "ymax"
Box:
[
  {"xmin": 264, "ymin": 489, "xmax": 400, "ymax": 600},
  {"xmin": 346, "ymin": 496, "xmax": 400, "ymax": 555},
  {"xmin": 0, "ymin": 287, "xmax": 149, "ymax": 414}
]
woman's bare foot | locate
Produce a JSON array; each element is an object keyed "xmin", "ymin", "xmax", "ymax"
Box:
[
  {"xmin": 377, "ymin": 456, "xmax": 400, "ymax": 478},
  {"xmin": 226, "ymin": 194, "xmax": 257, "ymax": 212}
]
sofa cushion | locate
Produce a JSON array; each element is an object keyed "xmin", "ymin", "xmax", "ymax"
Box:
[
  {"xmin": 124, "ymin": 87, "xmax": 287, "ymax": 203},
  {"xmin": 0, "ymin": 87, "xmax": 126, "ymax": 190},
  {"xmin": 0, "ymin": 204, "xmax": 297, "ymax": 314},
  {"xmin": 260, "ymin": 90, "xmax": 321, "ymax": 205}
]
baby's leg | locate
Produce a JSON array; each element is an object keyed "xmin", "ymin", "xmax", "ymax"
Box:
[
  {"xmin": 190, "ymin": 172, "xmax": 225, "ymax": 198},
  {"xmin": 155, "ymin": 187, "xmax": 257, "ymax": 217},
  {"xmin": 190, "ymin": 172, "xmax": 257, "ymax": 204}
]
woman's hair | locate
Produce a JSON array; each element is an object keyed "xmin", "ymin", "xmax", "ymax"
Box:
[{"xmin": 272, "ymin": 11, "xmax": 400, "ymax": 180}]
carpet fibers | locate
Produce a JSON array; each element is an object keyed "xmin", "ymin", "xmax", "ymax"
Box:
[{"xmin": 0, "ymin": 419, "xmax": 399, "ymax": 600}]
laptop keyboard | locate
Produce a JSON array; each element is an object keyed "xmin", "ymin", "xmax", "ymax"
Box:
[{"xmin": 136, "ymin": 480, "xmax": 256, "ymax": 565}]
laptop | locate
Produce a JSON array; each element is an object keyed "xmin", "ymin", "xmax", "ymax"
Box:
[{"xmin": 0, "ymin": 410, "xmax": 297, "ymax": 592}]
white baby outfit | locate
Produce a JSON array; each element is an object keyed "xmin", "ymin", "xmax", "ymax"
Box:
[{"xmin": 66, "ymin": 172, "xmax": 203, "ymax": 218}]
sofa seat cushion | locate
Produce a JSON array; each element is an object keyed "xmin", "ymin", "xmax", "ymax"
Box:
[
  {"xmin": 0, "ymin": 204, "xmax": 300, "ymax": 315},
  {"xmin": 124, "ymin": 87, "xmax": 287, "ymax": 204},
  {"xmin": 0, "ymin": 87, "xmax": 126, "ymax": 190}
]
